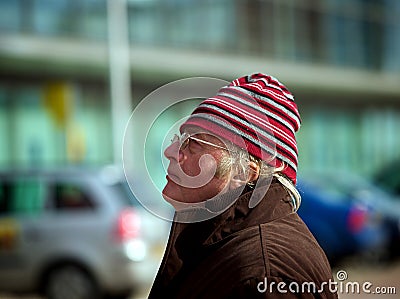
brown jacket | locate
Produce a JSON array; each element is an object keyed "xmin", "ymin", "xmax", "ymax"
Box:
[{"xmin": 149, "ymin": 180, "xmax": 338, "ymax": 299}]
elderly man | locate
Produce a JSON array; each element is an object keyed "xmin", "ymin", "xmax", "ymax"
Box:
[{"xmin": 148, "ymin": 73, "xmax": 338, "ymax": 299}]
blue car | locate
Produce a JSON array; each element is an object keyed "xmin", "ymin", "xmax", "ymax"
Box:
[
  {"xmin": 297, "ymin": 178, "xmax": 389, "ymax": 264},
  {"xmin": 312, "ymin": 172, "xmax": 400, "ymax": 259}
]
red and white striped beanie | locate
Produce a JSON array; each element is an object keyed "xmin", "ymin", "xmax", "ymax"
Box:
[{"xmin": 181, "ymin": 73, "xmax": 301, "ymax": 184}]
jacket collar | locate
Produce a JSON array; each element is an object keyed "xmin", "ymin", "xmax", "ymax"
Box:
[{"xmin": 173, "ymin": 179, "xmax": 294, "ymax": 249}]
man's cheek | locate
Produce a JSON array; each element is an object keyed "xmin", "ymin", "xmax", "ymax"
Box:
[{"xmin": 176, "ymin": 154, "xmax": 217, "ymax": 189}]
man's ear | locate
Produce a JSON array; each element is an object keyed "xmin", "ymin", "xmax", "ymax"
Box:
[
  {"xmin": 247, "ymin": 161, "xmax": 260, "ymax": 182},
  {"xmin": 229, "ymin": 173, "xmax": 247, "ymax": 190},
  {"xmin": 228, "ymin": 161, "xmax": 260, "ymax": 190}
]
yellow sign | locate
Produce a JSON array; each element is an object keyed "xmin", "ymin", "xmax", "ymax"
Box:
[
  {"xmin": 0, "ymin": 218, "xmax": 19, "ymax": 250},
  {"xmin": 43, "ymin": 82, "xmax": 73, "ymax": 128}
]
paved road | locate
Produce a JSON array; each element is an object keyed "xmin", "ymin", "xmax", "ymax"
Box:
[
  {"xmin": 1, "ymin": 260, "xmax": 399, "ymax": 299},
  {"xmin": 332, "ymin": 259, "xmax": 399, "ymax": 299}
]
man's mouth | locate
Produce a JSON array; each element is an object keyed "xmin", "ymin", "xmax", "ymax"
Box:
[{"xmin": 166, "ymin": 170, "xmax": 180, "ymax": 182}]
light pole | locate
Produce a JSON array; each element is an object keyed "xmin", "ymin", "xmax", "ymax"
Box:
[{"xmin": 107, "ymin": 0, "xmax": 132, "ymax": 165}]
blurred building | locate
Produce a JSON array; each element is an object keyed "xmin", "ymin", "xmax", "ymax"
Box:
[{"xmin": 0, "ymin": 0, "xmax": 400, "ymax": 177}]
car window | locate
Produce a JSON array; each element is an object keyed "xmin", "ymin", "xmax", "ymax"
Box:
[
  {"xmin": 300, "ymin": 176, "xmax": 350, "ymax": 202},
  {"xmin": 0, "ymin": 183, "xmax": 9, "ymax": 213},
  {"xmin": 109, "ymin": 181, "xmax": 139, "ymax": 207},
  {"xmin": 0, "ymin": 179, "xmax": 46, "ymax": 215},
  {"xmin": 53, "ymin": 183, "xmax": 94, "ymax": 210}
]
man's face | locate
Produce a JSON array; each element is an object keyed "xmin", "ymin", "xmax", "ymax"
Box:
[{"xmin": 162, "ymin": 127, "xmax": 230, "ymax": 208}]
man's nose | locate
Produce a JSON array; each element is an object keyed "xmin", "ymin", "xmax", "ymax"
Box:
[{"xmin": 164, "ymin": 141, "xmax": 184, "ymax": 162}]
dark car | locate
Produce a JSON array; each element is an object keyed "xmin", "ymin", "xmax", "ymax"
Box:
[
  {"xmin": 297, "ymin": 178, "xmax": 389, "ymax": 264},
  {"xmin": 375, "ymin": 159, "xmax": 400, "ymax": 196},
  {"xmin": 309, "ymin": 172, "xmax": 400, "ymax": 259}
]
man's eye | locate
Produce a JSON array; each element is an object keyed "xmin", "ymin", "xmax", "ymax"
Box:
[
  {"xmin": 190, "ymin": 138, "xmax": 200, "ymax": 146},
  {"xmin": 188, "ymin": 138, "xmax": 202, "ymax": 149},
  {"xmin": 180, "ymin": 139, "xmax": 190, "ymax": 149}
]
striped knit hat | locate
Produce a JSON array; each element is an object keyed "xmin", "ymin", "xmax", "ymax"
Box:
[{"xmin": 181, "ymin": 73, "xmax": 301, "ymax": 184}]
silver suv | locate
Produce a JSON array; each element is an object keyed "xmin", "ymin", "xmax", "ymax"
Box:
[{"xmin": 0, "ymin": 166, "xmax": 169, "ymax": 299}]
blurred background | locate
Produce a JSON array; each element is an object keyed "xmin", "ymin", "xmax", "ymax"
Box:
[{"xmin": 0, "ymin": 0, "xmax": 400, "ymax": 298}]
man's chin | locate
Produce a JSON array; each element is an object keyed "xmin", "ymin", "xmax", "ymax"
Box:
[
  {"xmin": 162, "ymin": 194, "xmax": 187, "ymax": 211},
  {"xmin": 162, "ymin": 182, "xmax": 176, "ymax": 199},
  {"xmin": 162, "ymin": 186, "xmax": 181, "ymax": 208},
  {"xmin": 162, "ymin": 186, "xmax": 196, "ymax": 211}
]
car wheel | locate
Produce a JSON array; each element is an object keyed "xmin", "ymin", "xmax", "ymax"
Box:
[{"xmin": 45, "ymin": 264, "xmax": 100, "ymax": 299}]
